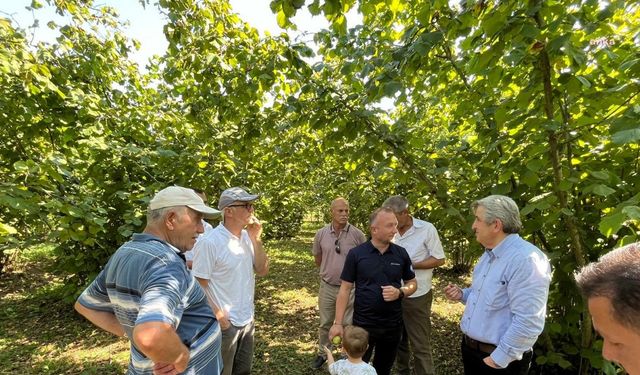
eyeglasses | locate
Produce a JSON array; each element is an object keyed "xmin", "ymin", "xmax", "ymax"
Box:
[
  {"xmin": 335, "ymin": 239, "xmax": 341, "ymax": 254},
  {"xmin": 227, "ymin": 203, "xmax": 254, "ymax": 210}
]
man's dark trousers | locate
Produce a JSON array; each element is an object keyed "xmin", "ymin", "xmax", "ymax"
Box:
[
  {"xmin": 362, "ymin": 325, "xmax": 403, "ymax": 375},
  {"xmin": 461, "ymin": 337, "xmax": 532, "ymax": 375}
]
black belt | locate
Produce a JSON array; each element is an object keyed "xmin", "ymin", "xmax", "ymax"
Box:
[{"xmin": 463, "ymin": 335, "xmax": 497, "ymax": 354}]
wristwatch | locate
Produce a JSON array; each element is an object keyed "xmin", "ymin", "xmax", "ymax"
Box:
[{"xmin": 398, "ymin": 288, "xmax": 405, "ymax": 299}]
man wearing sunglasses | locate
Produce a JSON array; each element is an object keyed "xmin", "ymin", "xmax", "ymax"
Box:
[
  {"xmin": 192, "ymin": 187, "xmax": 269, "ymax": 375},
  {"xmin": 310, "ymin": 197, "xmax": 367, "ymax": 370}
]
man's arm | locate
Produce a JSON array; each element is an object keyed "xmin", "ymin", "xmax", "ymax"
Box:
[
  {"xmin": 195, "ymin": 277, "xmax": 231, "ymax": 330},
  {"xmin": 74, "ymin": 302, "xmax": 125, "ymax": 337},
  {"xmin": 312, "ymin": 230, "xmax": 323, "ymax": 267},
  {"xmin": 414, "ymin": 225, "xmax": 446, "ymax": 270},
  {"xmin": 132, "ymin": 321, "xmax": 190, "ymax": 373},
  {"xmin": 382, "ymin": 278, "xmax": 417, "ymax": 301},
  {"xmin": 490, "ymin": 253, "xmax": 551, "ymax": 368},
  {"xmin": 252, "ymin": 237, "xmax": 269, "ymax": 276},
  {"xmin": 247, "ymin": 219, "xmax": 269, "ymax": 276},
  {"xmin": 413, "ymin": 256, "xmax": 445, "ymax": 269},
  {"xmin": 328, "ymin": 281, "xmax": 353, "ymax": 339}
]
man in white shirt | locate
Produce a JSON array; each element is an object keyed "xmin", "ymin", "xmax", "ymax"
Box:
[
  {"xmin": 192, "ymin": 187, "xmax": 269, "ymax": 375},
  {"xmin": 384, "ymin": 195, "xmax": 445, "ymax": 375}
]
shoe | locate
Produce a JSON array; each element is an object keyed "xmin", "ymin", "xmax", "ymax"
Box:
[{"xmin": 311, "ymin": 355, "xmax": 326, "ymax": 369}]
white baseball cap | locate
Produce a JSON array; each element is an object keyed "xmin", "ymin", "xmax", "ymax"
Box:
[{"xmin": 149, "ymin": 186, "xmax": 220, "ymax": 218}]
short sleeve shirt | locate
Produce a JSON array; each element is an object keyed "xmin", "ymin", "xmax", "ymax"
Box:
[
  {"xmin": 341, "ymin": 241, "xmax": 415, "ymax": 328},
  {"xmin": 77, "ymin": 233, "xmax": 221, "ymax": 374},
  {"xmin": 392, "ymin": 217, "xmax": 445, "ymax": 296},
  {"xmin": 191, "ymin": 223, "xmax": 256, "ymax": 326},
  {"xmin": 312, "ymin": 223, "xmax": 367, "ymax": 285}
]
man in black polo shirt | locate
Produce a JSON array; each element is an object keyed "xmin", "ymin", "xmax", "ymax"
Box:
[{"xmin": 329, "ymin": 207, "xmax": 417, "ymax": 375}]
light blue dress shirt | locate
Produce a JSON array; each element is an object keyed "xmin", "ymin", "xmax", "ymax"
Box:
[{"xmin": 460, "ymin": 234, "xmax": 551, "ymax": 368}]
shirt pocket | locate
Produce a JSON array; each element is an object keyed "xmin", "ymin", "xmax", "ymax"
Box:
[{"xmin": 484, "ymin": 278, "xmax": 509, "ymax": 310}]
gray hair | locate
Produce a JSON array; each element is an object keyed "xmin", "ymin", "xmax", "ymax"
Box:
[
  {"xmin": 146, "ymin": 206, "xmax": 187, "ymax": 224},
  {"xmin": 383, "ymin": 195, "xmax": 409, "ymax": 213},
  {"xmin": 575, "ymin": 242, "xmax": 640, "ymax": 332},
  {"xmin": 471, "ymin": 195, "xmax": 522, "ymax": 234}
]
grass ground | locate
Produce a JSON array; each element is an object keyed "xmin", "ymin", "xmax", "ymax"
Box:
[{"xmin": 0, "ymin": 222, "xmax": 467, "ymax": 374}]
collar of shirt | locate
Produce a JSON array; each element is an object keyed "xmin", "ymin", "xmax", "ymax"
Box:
[
  {"xmin": 330, "ymin": 223, "xmax": 351, "ymax": 235},
  {"xmin": 397, "ymin": 216, "xmax": 425, "ymax": 238},
  {"xmin": 487, "ymin": 233, "xmax": 520, "ymax": 259},
  {"xmin": 132, "ymin": 233, "xmax": 186, "ymax": 262},
  {"xmin": 367, "ymin": 240, "xmax": 399, "ymax": 256},
  {"xmin": 216, "ymin": 222, "xmax": 243, "ymax": 240}
]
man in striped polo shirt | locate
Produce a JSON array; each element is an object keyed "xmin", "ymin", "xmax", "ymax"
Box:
[{"xmin": 75, "ymin": 186, "xmax": 223, "ymax": 374}]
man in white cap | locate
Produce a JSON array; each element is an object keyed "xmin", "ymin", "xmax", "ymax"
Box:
[
  {"xmin": 75, "ymin": 186, "xmax": 223, "ymax": 374},
  {"xmin": 192, "ymin": 186, "xmax": 269, "ymax": 375}
]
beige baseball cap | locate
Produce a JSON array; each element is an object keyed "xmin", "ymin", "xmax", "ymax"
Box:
[{"xmin": 149, "ymin": 186, "xmax": 220, "ymax": 218}]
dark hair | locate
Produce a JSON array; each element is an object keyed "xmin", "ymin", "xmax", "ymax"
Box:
[
  {"xmin": 342, "ymin": 325, "xmax": 369, "ymax": 358},
  {"xmin": 575, "ymin": 242, "xmax": 640, "ymax": 332},
  {"xmin": 369, "ymin": 206, "xmax": 395, "ymax": 226}
]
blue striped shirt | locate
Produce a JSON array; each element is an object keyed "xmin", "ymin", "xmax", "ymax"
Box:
[
  {"xmin": 77, "ymin": 233, "xmax": 222, "ymax": 374},
  {"xmin": 460, "ymin": 234, "xmax": 551, "ymax": 368}
]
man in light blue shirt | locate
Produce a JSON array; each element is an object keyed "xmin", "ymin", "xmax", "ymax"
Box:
[{"xmin": 444, "ymin": 195, "xmax": 551, "ymax": 375}]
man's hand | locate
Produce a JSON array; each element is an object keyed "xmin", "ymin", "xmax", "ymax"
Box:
[
  {"xmin": 483, "ymin": 356, "xmax": 499, "ymax": 369},
  {"xmin": 153, "ymin": 363, "xmax": 178, "ymax": 375},
  {"xmin": 444, "ymin": 283, "xmax": 463, "ymax": 301},
  {"xmin": 218, "ymin": 315, "xmax": 231, "ymax": 331},
  {"xmin": 328, "ymin": 324, "xmax": 344, "ymax": 342},
  {"xmin": 246, "ymin": 215, "xmax": 263, "ymax": 240},
  {"xmin": 381, "ymin": 285, "xmax": 402, "ymax": 301}
]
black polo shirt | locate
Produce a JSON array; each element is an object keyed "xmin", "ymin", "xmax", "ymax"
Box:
[{"xmin": 340, "ymin": 240, "xmax": 415, "ymax": 328}]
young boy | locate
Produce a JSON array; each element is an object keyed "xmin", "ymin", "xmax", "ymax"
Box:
[{"xmin": 323, "ymin": 325, "xmax": 377, "ymax": 374}]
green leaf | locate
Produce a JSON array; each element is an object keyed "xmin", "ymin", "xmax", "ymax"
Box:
[
  {"xmin": 599, "ymin": 212, "xmax": 626, "ymax": 236},
  {"xmin": 612, "ymin": 128, "xmax": 640, "ymax": 144},
  {"xmin": 588, "ymin": 170, "xmax": 609, "ymax": 180},
  {"xmin": 0, "ymin": 222, "xmax": 17, "ymax": 235},
  {"xmin": 622, "ymin": 206, "xmax": 640, "ymax": 220},
  {"xmin": 276, "ymin": 10, "xmax": 287, "ymax": 28},
  {"xmin": 576, "ymin": 76, "xmax": 591, "ymax": 88},
  {"xmin": 383, "ymin": 81, "xmax": 402, "ymax": 97},
  {"xmin": 584, "ymin": 184, "xmax": 616, "ymax": 197}
]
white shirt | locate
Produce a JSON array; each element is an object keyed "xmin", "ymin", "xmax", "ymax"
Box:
[
  {"xmin": 329, "ymin": 359, "xmax": 377, "ymax": 375},
  {"xmin": 392, "ymin": 217, "xmax": 445, "ymax": 297},
  {"xmin": 191, "ymin": 223, "xmax": 256, "ymax": 326}
]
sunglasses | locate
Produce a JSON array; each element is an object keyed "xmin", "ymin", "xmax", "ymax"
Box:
[{"xmin": 335, "ymin": 239, "xmax": 341, "ymax": 254}]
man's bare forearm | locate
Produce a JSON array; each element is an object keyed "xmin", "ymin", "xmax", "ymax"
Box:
[
  {"xmin": 74, "ymin": 302, "xmax": 125, "ymax": 337},
  {"xmin": 413, "ymin": 256, "xmax": 445, "ymax": 270}
]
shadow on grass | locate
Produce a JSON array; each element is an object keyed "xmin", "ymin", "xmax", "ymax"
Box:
[{"xmin": 0, "ymin": 248, "xmax": 129, "ymax": 375}]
